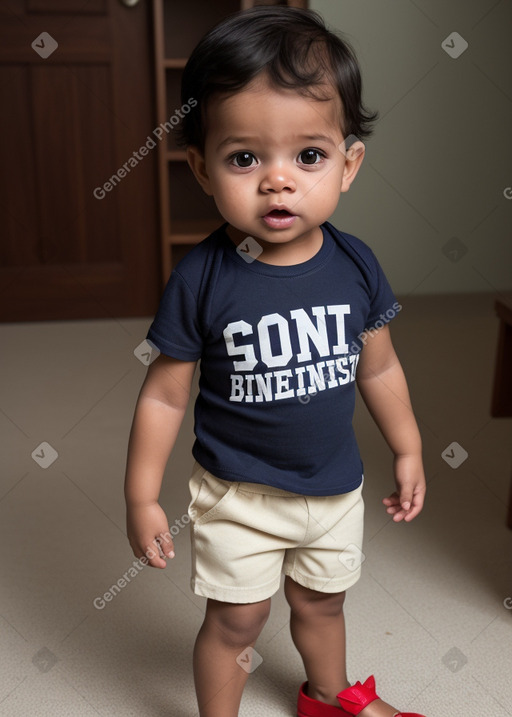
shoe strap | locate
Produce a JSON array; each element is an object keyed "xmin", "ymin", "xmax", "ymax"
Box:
[{"xmin": 337, "ymin": 676, "xmax": 378, "ymax": 715}]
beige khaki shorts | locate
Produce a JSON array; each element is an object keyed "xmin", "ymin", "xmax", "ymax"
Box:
[{"xmin": 187, "ymin": 462, "xmax": 365, "ymax": 603}]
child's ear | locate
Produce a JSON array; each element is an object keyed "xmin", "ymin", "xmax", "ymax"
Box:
[
  {"xmin": 340, "ymin": 139, "xmax": 365, "ymax": 193},
  {"xmin": 186, "ymin": 146, "xmax": 213, "ymax": 195}
]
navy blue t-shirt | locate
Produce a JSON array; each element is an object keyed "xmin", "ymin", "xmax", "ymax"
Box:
[{"xmin": 147, "ymin": 222, "xmax": 398, "ymax": 496}]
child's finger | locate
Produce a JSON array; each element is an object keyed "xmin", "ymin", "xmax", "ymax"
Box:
[
  {"xmin": 382, "ymin": 492, "xmax": 400, "ymax": 507},
  {"xmin": 402, "ymin": 491, "xmax": 425, "ymax": 521},
  {"xmin": 386, "ymin": 506, "xmax": 401, "ymax": 516},
  {"xmin": 393, "ymin": 492, "xmax": 425, "ymax": 522},
  {"xmin": 140, "ymin": 538, "xmax": 168, "ymax": 569},
  {"xmin": 157, "ymin": 532, "xmax": 175, "ymax": 560},
  {"xmin": 402, "ymin": 505, "xmax": 421, "ymax": 522},
  {"xmin": 399, "ymin": 490, "xmax": 413, "ymax": 512}
]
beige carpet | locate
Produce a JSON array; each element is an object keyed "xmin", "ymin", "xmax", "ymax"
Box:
[{"xmin": 1, "ymin": 292, "xmax": 511, "ymax": 716}]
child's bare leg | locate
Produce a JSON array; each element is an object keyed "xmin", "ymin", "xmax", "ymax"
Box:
[
  {"xmin": 285, "ymin": 577, "xmax": 400, "ymax": 717},
  {"xmin": 285, "ymin": 576, "xmax": 351, "ymax": 701},
  {"xmin": 193, "ymin": 597, "xmax": 271, "ymax": 717}
]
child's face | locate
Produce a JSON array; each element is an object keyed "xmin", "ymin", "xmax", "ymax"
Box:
[{"xmin": 187, "ymin": 75, "xmax": 364, "ymax": 254}]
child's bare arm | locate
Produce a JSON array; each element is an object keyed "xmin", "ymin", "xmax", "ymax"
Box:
[
  {"xmin": 356, "ymin": 325, "xmax": 426, "ymax": 522},
  {"xmin": 124, "ymin": 354, "xmax": 197, "ymax": 567}
]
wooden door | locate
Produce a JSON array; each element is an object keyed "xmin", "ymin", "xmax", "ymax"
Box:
[{"xmin": 0, "ymin": 0, "xmax": 159, "ymax": 321}]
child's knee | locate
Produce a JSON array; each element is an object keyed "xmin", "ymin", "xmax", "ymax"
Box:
[
  {"xmin": 205, "ymin": 597, "xmax": 271, "ymax": 647},
  {"xmin": 285, "ymin": 578, "xmax": 345, "ymax": 618}
]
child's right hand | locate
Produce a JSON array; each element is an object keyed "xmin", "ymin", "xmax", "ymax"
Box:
[{"xmin": 126, "ymin": 501, "xmax": 175, "ymax": 569}]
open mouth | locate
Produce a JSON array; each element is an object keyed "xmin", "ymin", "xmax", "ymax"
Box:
[
  {"xmin": 266, "ymin": 209, "xmax": 293, "ymax": 217},
  {"xmin": 262, "ymin": 207, "xmax": 297, "ymax": 228},
  {"xmin": 262, "ymin": 209, "xmax": 297, "ymax": 228}
]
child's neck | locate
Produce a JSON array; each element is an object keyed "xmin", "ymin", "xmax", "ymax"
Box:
[{"xmin": 227, "ymin": 225, "xmax": 323, "ymax": 266}]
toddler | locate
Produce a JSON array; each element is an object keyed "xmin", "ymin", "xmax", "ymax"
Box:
[{"xmin": 125, "ymin": 7, "xmax": 427, "ymax": 717}]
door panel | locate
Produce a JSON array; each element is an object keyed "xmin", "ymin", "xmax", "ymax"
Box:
[{"xmin": 0, "ymin": 0, "xmax": 159, "ymax": 320}]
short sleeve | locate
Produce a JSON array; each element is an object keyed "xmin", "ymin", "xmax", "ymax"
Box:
[
  {"xmin": 146, "ymin": 270, "xmax": 203, "ymax": 360},
  {"xmin": 364, "ymin": 249, "xmax": 399, "ymax": 331}
]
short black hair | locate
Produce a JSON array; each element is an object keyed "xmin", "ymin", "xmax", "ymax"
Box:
[{"xmin": 177, "ymin": 5, "xmax": 378, "ymax": 151}]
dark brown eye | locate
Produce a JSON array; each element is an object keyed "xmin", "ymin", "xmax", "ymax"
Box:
[
  {"xmin": 299, "ymin": 149, "xmax": 322, "ymax": 165},
  {"xmin": 233, "ymin": 152, "xmax": 255, "ymax": 168}
]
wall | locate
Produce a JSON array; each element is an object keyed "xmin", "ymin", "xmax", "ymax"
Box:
[{"xmin": 311, "ymin": 0, "xmax": 512, "ymax": 294}]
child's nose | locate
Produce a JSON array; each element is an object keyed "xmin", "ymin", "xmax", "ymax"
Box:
[{"xmin": 259, "ymin": 163, "xmax": 296, "ymax": 193}]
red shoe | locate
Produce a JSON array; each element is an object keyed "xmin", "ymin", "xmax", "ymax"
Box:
[
  {"xmin": 337, "ymin": 675, "xmax": 425, "ymax": 717},
  {"xmin": 298, "ymin": 682, "xmax": 352, "ymax": 716}
]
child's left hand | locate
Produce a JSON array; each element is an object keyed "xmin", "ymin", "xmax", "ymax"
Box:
[{"xmin": 383, "ymin": 453, "xmax": 426, "ymax": 522}]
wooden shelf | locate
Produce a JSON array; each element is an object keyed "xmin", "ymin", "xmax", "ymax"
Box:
[
  {"xmin": 163, "ymin": 58, "xmax": 187, "ymax": 69},
  {"xmin": 167, "ymin": 220, "xmax": 225, "ymax": 245},
  {"xmin": 167, "ymin": 150, "xmax": 187, "ymax": 162},
  {"xmin": 153, "ymin": 0, "xmax": 308, "ymax": 282}
]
